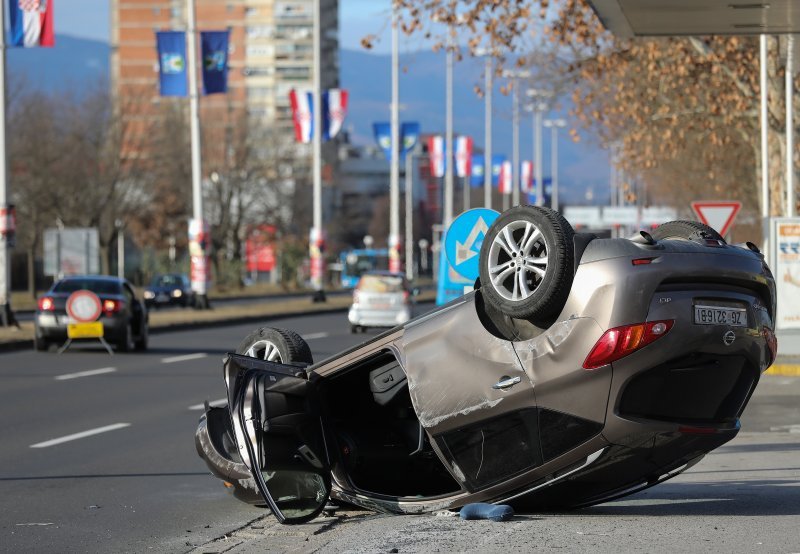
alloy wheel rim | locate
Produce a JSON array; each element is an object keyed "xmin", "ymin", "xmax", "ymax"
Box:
[
  {"xmin": 245, "ymin": 340, "xmax": 283, "ymax": 362},
  {"xmin": 487, "ymin": 219, "xmax": 549, "ymax": 302}
]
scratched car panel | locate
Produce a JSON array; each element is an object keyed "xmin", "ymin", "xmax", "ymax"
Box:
[{"xmin": 195, "ymin": 208, "xmax": 777, "ymax": 524}]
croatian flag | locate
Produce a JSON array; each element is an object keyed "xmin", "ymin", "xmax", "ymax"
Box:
[
  {"xmin": 428, "ymin": 136, "xmax": 445, "ymax": 178},
  {"xmin": 9, "ymin": 0, "xmax": 54, "ymax": 47},
  {"xmin": 520, "ymin": 161, "xmax": 533, "ymax": 193},
  {"xmin": 455, "ymin": 136, "xmax": 473, "ymax": 178},
  {"xmin": 499, "ymin": 160, "xmax": 512, "ymax": 195},
  {"xmin": 289, "ymin": 89, "xmax": 313, "ymax": 144},
  {"xmin": 322, "ymin": 89, "xmax": 348, "ymax": 140}
]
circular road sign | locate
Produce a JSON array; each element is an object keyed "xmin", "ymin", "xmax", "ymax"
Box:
[
  {"xmin": 444, "ymin": 208, "xmax": 500, "ymax": 281},
  {"xmin": 66, "ymin": 290, "xmax": 103, "ymax": 323}
]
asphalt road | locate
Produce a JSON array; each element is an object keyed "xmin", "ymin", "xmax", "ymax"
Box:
[
  {"xmin": 1, "ymin": 306, "xmax": 798, "ymax": 553},
  {"xmin": 0, "ymin": 309, "xmax": 367, "ymax": 553}
]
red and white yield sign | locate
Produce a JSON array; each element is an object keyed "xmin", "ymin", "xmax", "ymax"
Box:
[{"xmin": 691, "ymin": 201, "xmax": 742, "ymax": 237}]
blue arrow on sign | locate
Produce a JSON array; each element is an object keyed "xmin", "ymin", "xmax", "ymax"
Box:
[{"xmin": 444, "ymin": 208, "xmax": 500, "ymax": 281}]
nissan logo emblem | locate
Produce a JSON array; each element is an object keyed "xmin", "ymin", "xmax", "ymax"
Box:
[{"xmin": 722, "ymin": 330, "xmax": 736, "ymax": 346}]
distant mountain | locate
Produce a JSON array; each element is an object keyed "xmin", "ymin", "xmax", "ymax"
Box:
[
  {"xmin": 7, "ymin": 34, "xmax": 110, "ymax": 94},
  {"xmin": 340, "ymin": 48, "xmax": 611, "ymax": 204},
  {"xmin": 5, "ymin": 37, "xmax": 610, "ymax": 204}
]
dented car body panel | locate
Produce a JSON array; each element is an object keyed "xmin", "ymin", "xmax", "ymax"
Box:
[{"xmin": 196, "ymin": 226, "xmax": 777, "ymax": 523}]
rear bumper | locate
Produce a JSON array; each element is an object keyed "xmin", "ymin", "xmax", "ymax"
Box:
[
  {"xmin": 348, "ymin": 305, "xmax": 411, "ymax": 327},
  {"xmin": 35, "ymin": 313, "xmax": 129, "ymax": 342}
]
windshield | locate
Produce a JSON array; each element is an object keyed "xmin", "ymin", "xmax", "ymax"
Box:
[
  {"xmin": 53, "ymin": 279, "xmax": 122, "ymax": 295},
  {"xmin": 151, "ymin": 274, "xmax": 184, "ymax": 287},
  {"xmin": 357, "ymin": 274, "xmax": 405, "ymax": 293}
]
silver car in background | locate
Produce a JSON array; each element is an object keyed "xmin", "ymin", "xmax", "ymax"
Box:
[{"xmin": 348, "ymin": 271, "xmax": 415, "ymax": 333}]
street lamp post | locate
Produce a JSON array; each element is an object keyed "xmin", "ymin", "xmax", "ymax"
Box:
[
  {"xmin": 526, "ymin": 89, "xmax": 552, "ymax": 208},
  {"xmin": 0, "ymin": 2, "xmax": 15, "ymax": 328},
  {"xmin": 310, "ymin": 0, "xmax": 325, "ymax": 302},
  {"xmin": 389, "ymin": 7, "xmax": 402, "ymax": 274},
  {"xmin": 502, "ymin": 71, "xmax": 531, "ymax": 209},
  {"xmin": 543, "ymin": 119, "xmax": 566, "ymax": 212}
]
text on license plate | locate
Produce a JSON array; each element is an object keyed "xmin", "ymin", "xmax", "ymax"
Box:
[{"xmin": 694, "ymin": 305, "xmax": 747, "ymax": 327}]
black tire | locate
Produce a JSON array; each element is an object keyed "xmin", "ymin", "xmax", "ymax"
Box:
[
  {"xmin": 479, "ymin": 205, "xmax": 575, "ymax": 321},
  {"xmin": 34, "ymin": 334, "xmax": 49, "ymax": 352},
  {"xmin": 116, "ymin": 323, "xmax": 134, "ymax": 352},
  {"xmin": 650, "ymin": 220, "xmax": 724, "ymax": 242},
  {"xmin": 134, "ymin": 320, "xmax": 148, "ymax": 351},
  {"xmin": 350, "ymin": 324, "xmax": 358, "ymax": 334},
  {"xmin": 235, "ymin": 326, "xmax": 313, "ymax": 365}
]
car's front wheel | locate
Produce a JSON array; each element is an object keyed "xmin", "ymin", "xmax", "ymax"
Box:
[
  {"xmin": 478, "ymin": 205, "xmax": 575, "ymax": 322},
  {"xmin": 235, "ymin": 326, "xmax": 313, "ymax": 364},
  {"xmin": 223, "ymin": 326, "xmax": 314, "ymax": 506}
]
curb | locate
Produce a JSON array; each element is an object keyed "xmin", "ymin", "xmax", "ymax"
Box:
[
  {"xmin": 766, "ymin": 364, "xmax": 800, "ymax": 377},
  {"xmin": 0, "ymin": 304, "xmax": 350, "ymax": 354}
]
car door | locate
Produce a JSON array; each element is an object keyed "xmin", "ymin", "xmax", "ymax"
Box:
[
  {"xmin": 399, "ymin": 296, "xmax": 543, "ymax": 491},
  {"xmin": 224, "ymin": 353, "xmax": 330, "ymax": 524}
]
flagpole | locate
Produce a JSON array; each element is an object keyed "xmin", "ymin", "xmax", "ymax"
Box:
[
  {"xmin": 309, "ymin": 0, "xmax": 325, "ymax": 301},
  {"xmin": 389, "ymin": 6, "xmax": 401, "ymax": 274},
  {"xmin": 186, "ymin": 0, "xmax": 209, "ymax": 309},
  {"xmin": 0, "ymin": 2, "xmax": 17, "ymax": 327}
]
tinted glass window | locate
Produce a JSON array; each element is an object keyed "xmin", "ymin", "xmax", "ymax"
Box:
[
  {"xmin": 151, "ymin": 274, "xmax": 184, "ymax": 287},
  {"xmin": 357, "ymin": 274, "xmax": 405, "ymax": 293},
  {"xmin": 53, "ymin": 279, "xmax": 122, "ymax": 295}
]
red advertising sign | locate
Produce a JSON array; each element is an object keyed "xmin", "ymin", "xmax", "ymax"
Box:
[{"xmin": 245, "ymin": 225, "xmax": 276, "ymax": 272}]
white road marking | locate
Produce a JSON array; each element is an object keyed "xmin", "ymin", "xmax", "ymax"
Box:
[
  {"xmin": 30, "ymin": 423, "xmax": 131, "ymax": 448},
  {"xmin": 769, "ymin": 424, "xmax": 800, "ymax": 433},
  {"xmin": 189, "ymin": 398, "xmax": 228, "ymax": 411},
  {"xmin": 304, "ymin": 332, "xmax": 329, "ymax": 340},
  {"xmin": 161, "ymin": 353, "xmax": 208, "ymax": 364},
  {"xmin": 55, "ymin": 367, "xmax": 116, "ymax": 381}
]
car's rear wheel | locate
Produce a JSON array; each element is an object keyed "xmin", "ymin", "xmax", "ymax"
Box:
[
  {"xmin": 34, "ymin": 334, "xmax": 49, "ymax": 352},
  {"xmin": 116, "ymin": 323, "xmax": 134, "ymax": 352},
  {"xmin": 650, "ymin": 220, "xmax": 725, "ymax": 242},
  {"xmin": 479, "ymin": 206, "xmax": 575, "ymax": 322},
  {"xmin": 134, "ymin": 320, "xmax": 148, "ymax": 351}
]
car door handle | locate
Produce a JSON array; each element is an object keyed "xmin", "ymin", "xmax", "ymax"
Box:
[{"xmin": 492, "ymin": 376, "xmax": 521, "ymax": 390}]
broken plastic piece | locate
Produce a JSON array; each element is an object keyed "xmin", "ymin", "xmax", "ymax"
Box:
[{"xmin": 459, "ymin": 503, "xmax": 514, "ymax": 522}]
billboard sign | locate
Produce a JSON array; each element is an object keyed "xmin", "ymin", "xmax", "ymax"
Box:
[{"xmin": 772, "ymin": 218, "xmax": 800, "ymax": 329}]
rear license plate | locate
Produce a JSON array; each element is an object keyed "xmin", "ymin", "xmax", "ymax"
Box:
[
  {"xmin": 67, "ymin": 322, "xmax": 104, "ymax": 339},
  {"xmin": 694, "ymin": 305, "xmax": 747, "ymax": 327}
]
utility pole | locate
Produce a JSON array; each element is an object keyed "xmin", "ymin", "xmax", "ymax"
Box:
[
  {"xmin": 475, "ymin": 48, "xmax": 494, "ymax": 209},
  {"xmin": 405, "ymin": 150, "xmax": 415, "ymax": 281},
  {"xmin": 787, "ymin": 34, "xmax": 795, "ymax": 218},
  {"xmin": 526, "ymin": 89, "xmax": 551, "ymax": 208},
  {"xmin": 310, "ymin": 0, "xmax": 325, "ymax": 301},
  {"xmin": 0, "ymin": 2, "xmax": 15, "ymax": 327},
  {"xmin": 444, "ymin": 32, "xmax": 454, "ymax": 230},
  {"xmin": 186, "ymin": 0, "xmax": 210, "ymax": 309},
  {"xmin": 543, "ymin": 119, "xmax": 566, "ymax": 212},
  {"xmin": 389, "ymin": 7, "xmax": 401, "ymax": 273}
]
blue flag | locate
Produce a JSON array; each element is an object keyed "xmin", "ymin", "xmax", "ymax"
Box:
[
  {"xmin": 201, "ymin": 31, "xmax": 229, "ymax": 94},
  {"xmin": 400, "ymin": 122, "xmax": 421, "ymax": 159},
  {"xmin": 373, "ymin": 122, "xmax": 422, "ymax": 161},
  {"xmin": 491, "ymin": 155, "xmax": 506, "ymax": 186},
  {"xmin": 373, "ymin": 122, "xmax": 392, "ymax": 159},
  {"xmin": 156, "ymin": 31, "xmax": 188, "ymax": 97},
  {"xmin": 470, "ymin": 154, "xmax": 485, "ymax": 187}
]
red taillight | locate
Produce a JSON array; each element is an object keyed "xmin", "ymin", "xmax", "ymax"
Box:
[
  {"xmin": 632, "ymin": 257, "xmax": 656, "ymax": 265},
  {"xmin": 762, "ymin": 326, "xmax": 778, "ymax": 368},
  {"xmin": 103, "ymin": 299, "xmax": 123, "ymax": 314},
  {"xmin": 583, "ymin": 320, "xmax": 674, "ymax": 369},
  {"xmin": 38, "ymin": 296, "xmax": 55, "ymax": 311}
]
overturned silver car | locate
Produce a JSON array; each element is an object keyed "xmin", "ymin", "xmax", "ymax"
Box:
[{"xmin": 196, "ymin": 206, "xmax": 777, "ymax": 524}]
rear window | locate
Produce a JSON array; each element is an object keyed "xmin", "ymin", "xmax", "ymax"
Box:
[
  {"xmin": 357, "ymin": 274, "xmax": 405, "ymax": 293},
  {"xmin": 53, "ymin": 279, "xmax": 122, "ymax": 295}
]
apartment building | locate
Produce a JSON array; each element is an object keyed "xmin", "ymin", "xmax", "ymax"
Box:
[{"xmin": 111, "ymin": 0, "xmax": 339, "ymax": 169}]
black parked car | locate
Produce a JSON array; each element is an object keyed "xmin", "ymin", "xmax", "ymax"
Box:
[
  {"xmin": 34, "ymin": 275, "xmax": 149, "ymax": 352},
  {"xmin": 144, "ymin": 273, "xmax": 194, "ymax": 308}
]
